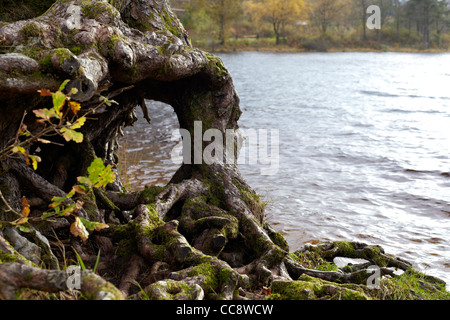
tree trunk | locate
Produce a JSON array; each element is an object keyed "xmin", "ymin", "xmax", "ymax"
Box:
[{"xmin": 0, "ymin": 0, "xmax": 447, "ymax": 301}]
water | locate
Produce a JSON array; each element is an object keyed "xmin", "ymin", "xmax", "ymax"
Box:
[{"xmin": 121, "ymin": 52, "xmax": 450, "ymax": 287}]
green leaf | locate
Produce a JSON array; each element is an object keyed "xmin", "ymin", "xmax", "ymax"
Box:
[
  {"xmin": 60, "ymin": 127, "xmax": 84, "ymax": 143},
  {"xmin": 17, "ymin": 225, "xmax": 30, "ymax": 233},
  {"xmin": 97, "ymin": 164, "xmax": 116, "ymax": 188},
  {"xmin": 79, "ymin": 217, "xmax": 109, "ymax": 232},
  {"xmin": 52, "ymin": 91, "xmax": 67, "ymax": 116},
  {"xmin": 49, "ymin": 196, "xmax": 66, "ymax": 208},
  {"xmin": 60, "ymin": 203, "xmax": 77, "ymax": 216},
  {"xmin": 41, "ymin": 211, "xmax": 55, "ymax": 219},
  {"xmin": 87, "ymin": 158, "xmax": 105, "ymax": 187},
  {"xmin": 59, "ymin": 79, "xmax": 70, "ymax": 92}
]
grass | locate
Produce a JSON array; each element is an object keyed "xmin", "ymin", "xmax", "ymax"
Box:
[
  {"xmin": 117, "ymin": 139, "xmax": 145, "ymax": 192},
  {"xmin": 372, "ymin": 270, "xmax": 450, "ymax": 300}
]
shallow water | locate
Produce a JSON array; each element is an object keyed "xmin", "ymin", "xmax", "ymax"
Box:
[{"xmin": 121, "ymin": 52, "xmax": 450, "ymax": 288}]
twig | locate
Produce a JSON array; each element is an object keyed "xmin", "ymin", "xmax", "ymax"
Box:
[{"xmin": 0, "ymin": 189, "xmax": 21, "ymax": 216}]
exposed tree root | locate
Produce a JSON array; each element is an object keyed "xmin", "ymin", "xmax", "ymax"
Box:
[{"xmin": 0, "ymin": 260, "xmax": 123, "ymax": 300}]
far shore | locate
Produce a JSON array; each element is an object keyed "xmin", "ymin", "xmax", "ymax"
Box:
[{"xmin": 192, "ymin": 40, "xmax": 450, "ymax": 54}]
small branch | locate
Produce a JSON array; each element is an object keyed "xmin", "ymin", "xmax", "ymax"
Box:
[{"xmin": 0, "ymin": 189, "xmax": 21, "ymax": 216}]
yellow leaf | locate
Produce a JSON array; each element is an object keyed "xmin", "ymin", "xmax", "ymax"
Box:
[
  {"xmin": 29, "ymin": 155, "xmax": 41, "ymax": 170},
  {"xmin": 70, "ymin": 116, "xmax": 86, "ymax": 130},
  {"xmin": 11, "ymin": 217, "xmax": 28, "ymax": 225},
  {"xmin": 70, "ymin": 216, "xmax": 89, "ymax": 242},
  {"xmin": 60, "ymin": 127, "xmax": 84, "ymax": 143},
  {"xmin": 68, "ymin": 101, "xmax": 81, "ymax": 114}
]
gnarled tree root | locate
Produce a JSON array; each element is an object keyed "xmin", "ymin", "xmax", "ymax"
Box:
[{"xmin": 0, "ymin": 261, "xmax": 123, "ymax": 300}]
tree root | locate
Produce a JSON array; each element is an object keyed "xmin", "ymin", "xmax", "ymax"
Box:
[{"xmin": 0, "ymin": 262, "xmax": 123, "ymax": 300}]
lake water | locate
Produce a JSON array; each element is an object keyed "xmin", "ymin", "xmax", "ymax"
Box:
[{"xmin": 121, "ymin": 52, "xmax": 450, "ymax": 288}]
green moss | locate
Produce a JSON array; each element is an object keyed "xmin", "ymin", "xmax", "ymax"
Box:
[
  {"xmin": 0, "ymin": 250, "xmax": 19, "ymax": 263},
  {"xmin": 333, "ymin": 241, "xmax": 356, "ymax": 257},
  {"xmin": 20, "ymin": 22, "xmax": 43, "ymax": 39},
  {"xmin": 139, "ymin": 186, "xmax": 165, "ymax": 205},
  {"xmin": 204, "ymin": 53, "xmax": 228, "ymax": 78},
  {"xmin": 269, "ymin": 275, "xmax": 370, "ymax": 300},
  {"xmin": 52, "ymin": 48, "xmax": 73, "ymax": 65},
  {"xmin": 38, "ymin": 54, "xmax": 53, "ymax": 72},
  {"xmin": 81, "ymin": 1, "xmax": 117, "ymax": 20},
  {"xmin": 184, "ymin": 261, "xmax": 235, "ymax": 298},
  {"xmin": 82, "ymin": 273, "xmax": 123, "ymax": 300},
  {"xmin": 161, "ymin": 7, "xmax": 181, "ymax": 38},
  {"xmin": 144, "ymin": 280, "xmax": 201, "ymax": 300},
  {"xmin": 266, "ymin": 228, "xmax": 289, "ymax": 251},
  {"xmin": 69, "ymin": 46, "xmax": 83, "ymax": 55}
]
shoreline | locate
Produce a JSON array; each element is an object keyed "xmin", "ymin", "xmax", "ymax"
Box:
[{"xmin": 195, "ymin": 44, "xmax": 450, "ymax": 54}]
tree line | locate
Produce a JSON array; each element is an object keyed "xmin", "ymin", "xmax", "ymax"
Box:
[{"xmin": 170, "ymin": 0, "xmax": 450, "ymax": 50}]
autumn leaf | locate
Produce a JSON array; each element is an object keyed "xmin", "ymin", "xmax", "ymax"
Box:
[
  {"xmin": 60, "ymin": 127, "xmax": 84, "ymax": 143},
  {"xmin": 29, "ymin": 154, "xmax": 41, "ymax": 170},
  {"xmin": 70, "ymin": 216, "xmax": 89, "ymax": 242},
  {"xmin": 70, "ymin": 116, "xmax": 86, "ymax": 130},
  {"xmin": 33, "ymin": 108, "xmax": 57, "ymax": 121},
  {"xmin": 75, "ymin": 200, "xmax": 84, "ymax": 213},
  {"xmin": 68, "ymin": 101, "xmax": 81, "ymax": 114},
  {"xmin": 21, "ymin": 196, "xmax": 30, "ymax": 218},
  {"xmin": 79, "ymin": 217, "xmax": 109, "ymax": 232},
  {"xmin": 11, "ymin": 216, "xmax": 28, "ymax": 226},
  {"xmin": 71, "ymin": 185, "xmax": 86, "ymax": 195},
  {"xmin": 12, "ymin": 145, "xmax": 27, "ymax": 156},
  {"xmin": 38, "ymin": 88, "xmax": 53, "ymax": 96},
  {"xmin": 77, "ymin": 176, "xmax": 92, "ymax": 187}
]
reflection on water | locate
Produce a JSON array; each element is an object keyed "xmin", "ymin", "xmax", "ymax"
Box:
[{"xmin": 121, "ymin": 52, "xmax": 450, "ymax": 288}]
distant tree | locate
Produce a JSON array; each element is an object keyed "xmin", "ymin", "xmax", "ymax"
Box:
[
  {"xmin": 246, "ymin": 0, "xmax": 306, "ymax": 45},
  {"xmin": 406, "ymin": 0, "xmax": 449, "ymax": 48},
  {"xmin": 307, "ymin": 0, "xmax": 347, "ymax": 35},
  {"xmin": 185, "ymin": 0, "xmax": 243, "ymax": 45}
]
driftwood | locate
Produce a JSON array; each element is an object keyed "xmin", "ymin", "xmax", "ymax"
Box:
[{"xmin": 0, "ymin": 0, "xmax": 448, "ymax": 300}]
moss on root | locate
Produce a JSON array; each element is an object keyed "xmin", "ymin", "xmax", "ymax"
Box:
[{"xmin": 269, "ymin": 274, "xmax": 370, "ymax": 300}]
